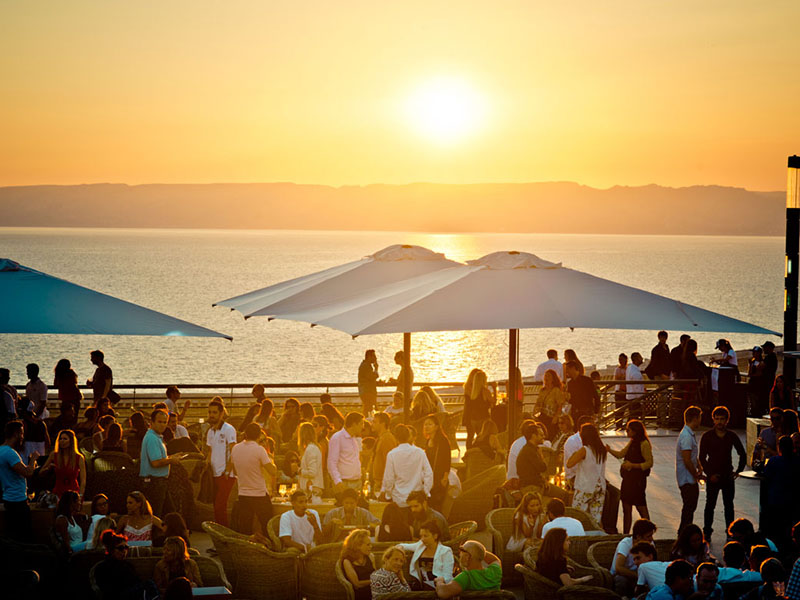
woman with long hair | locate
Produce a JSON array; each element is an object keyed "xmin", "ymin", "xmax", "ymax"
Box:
[
  {"xmin": 53, "ymin": 358, "xmax": 82, "ymax": 420},
  {"xmin": 535, "ymin": 369, "xmax": 566, "ymax": 437},
  {"xmin": 54, "ymin": 490, "xmax": 86, "ymax": 554},
  {"xmin": 85, "ymin": 493, "xmax": 112, "ymax": 546},
  {"xmin": 679, "ymin": 339, "xmax": 707, "ymax": 406},
  {"xmin": 563, "ymin": 350, "xmax": 584, "ymax": 379},
  {"xmin": 87, "ymin": 516, "xmax": 116, "ymax": 550},
  {"xmin": 566, "ymin": 423, "xmax": 607, "ymax": 523},
  {"xmin": 377, "ymin": 502, "xmax": 413, "ymax": 542},
  {"xmin": 101, "ymin": 422, "xmax": 126, "ymax": 453},
  {"xmin": 340, "ymin": 529, "xmax": 375, "ymax": 600},
  {"xmin": 298, "ymin": 421, "xmax": 324, "ymax": 497},
  {"xmin": 507, "ymin": 491, "xmax": 546, "ymax": 551},
  {"xmin": 472, "ymin": 419, "xmax": 503, "ymax": 461},
  {"xmin": 253, "ymin": 398, "xmax": 280, "ymax": 440},
  {"xmin": 422, "ymin": 415, "xmax": 451, "ymax": 510},
  {"xmin": 116, "ymin": 490, "xmax": 163, "ymax": 544},
  {"xmin": 371, "ymin": 545, "xmax": 411, "ymax": 598},
  {"xmin": 535, "ymin": 528, "xmax": 594, "ymax": 586},
  {"xmin": 552, "ymin": 414, "xmax": 575, "ymax": 454},
  {"xmin": 409, "ymin": 390, "xmax": 435, "ymax": 421},
  {"xmin": 160, "ymin": 512, "xmax": 191, "ymax": 548},
  {"xmin": 41, "ymin": 429, "xmax": 86, "ymax": 498},
  {"xmin": 420, "ymin": 386, "xmax": 446, "ymax": 413},
  {"xmin": 320, "ymin": 402, "xmax": 345, "ymax": 432},
  {"xmin": 463, "ymin": 368, "xmax": 493, "ymax": 448},
  {"xmin": 770, "ymin": 375, "xmax": 793, "ymax": 410},
  {"xmin": 606, "ymin": 419, "xmax": 652, "ymax": 533},
  {"xmin": 154, "ymin": 535, "xmax": 203, "ymax": 595},
  {"xmin": 396, "ymin": 520, "xmax": 454, "ymax": 590},
  {"xmin": 278, "ymin": 398, "xmax": 301, "ymax": 442},
  {"xmin": 670, "ymin": 524, "xmax": 714, "ymax": 566}
]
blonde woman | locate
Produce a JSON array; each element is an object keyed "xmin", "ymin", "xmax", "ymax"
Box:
[
  {"xmin": 535, "ymin": 370, "xmax": 567, "ymax": 437},
  {"xmin": 154, "ymin": 535, "xmax": 202, "ymax": 595},
  {"xmin": 507, "ymin": 492, "xmax": 546, "ymax": 551},
  {"xmin": 371, "ymin": 545, "xmax": 411, "ymax": 599},
  {"xmin": 340, "ymin": 529, "xmax": 376, "ymax": 600},
  {"xmin": 410, "ymin": 390, "xmax": 435, "ymax": 421},
  {"xmin": 298, "ymin": 422, "xmax": 324, "ymax": 498},
  {"xmin": 463, "ymin": 368, "xmax": 493, "ymax": 448},
  {"xmin": 116, "ymin": 490, "xmax": 163, "ymax": 544},
  {"xmin": 420, "ymin": 386, "xmax": 446, "ymax": 413},
  {"xmin": 86, "ymin": 516, "xmax": 116, "ymax": 550},
  {"xmin": 40, "ymin": 429, "xmax": 86, "ymax": 499}
]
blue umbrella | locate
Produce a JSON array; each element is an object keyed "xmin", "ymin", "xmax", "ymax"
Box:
[{"xmin": 0, "ymin": 258, "xmax": 231, "ymax": 339}]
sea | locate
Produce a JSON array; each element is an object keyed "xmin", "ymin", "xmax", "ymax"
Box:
[{"xmin": 0, "ymin": 228, "xmax": 784, "ymax": 388}]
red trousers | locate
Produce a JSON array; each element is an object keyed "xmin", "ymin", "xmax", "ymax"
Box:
[{"xmin": 213, "ymin": 475, "xmax": 236, "ymax": 526}]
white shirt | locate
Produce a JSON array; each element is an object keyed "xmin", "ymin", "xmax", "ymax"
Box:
[
  {"xmin": 381, "ymin": 443, "xmax": 433, "ymax": 507},
  {"xmin": 626, "ymin": 364, "xmax": 644, "ymax": 400},
  {"xmin": 26, "ymin": 379, "xmax": 49, "ymax": 419},
  {"xmin": 231, "ymin": 440, "xmax": 270, "ymax": 496},
  {"xmin": 541, "ymin": 516, "xmax": 585, "ymax": 538},
  {"xmin": 175, "ymin": 424, "xmax": 189, "ymax": 439},
  {"xmin": 165, "ymin": 398, "xmax": 177, "ymax": 413},
  {"xmin": 327, "ymin": 428, "xmax": 362, "ymax": 484},
  {"xmin": 299, "ymin": 442, "xmax": 324, "ymax": 492},
  {"xmin": 506, "ymin": 435, "xmax": 527, "ymax": 480},
  {"xmin": 563, "ymin": 432, "xmax": 582, "ymax": 480},
  {"xmin": 637, "ymin": 561, "xmax": 669, "ymax": 588},
  {"xmin": 279, "ymin": 509, "xmax": 321, "ymax": 551},
  {"xmin": 610, "ymin": 536, "xmax": 634, "ymax": 575},
  {"xmin": 206, "ymin": 422, "xmax": 237, "ymax": 477},
  {"xmin": 534, "ymin": 359, "xmax": 564, "ymax": 382},
  {"xmin": 397, "ymin": 540, "xmax": 455, "ymax": 583}
]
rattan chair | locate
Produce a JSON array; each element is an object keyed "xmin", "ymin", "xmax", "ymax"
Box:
[
  {"xmin": 91, "ymin": 451, "xmax": 135, "ymax": 472},
  {"xmin": 225, "ymin": 536, "xmax": 300, "ymax": 600},
  {"xmin": 462, "ymin": 447, "xmax": 502, "ymax": 481},
  {"xmin": 301, "ymin": 542, "xmax": 348, "ymax": 600},
  {"xmin": 519, "ymin": 545, "xmax": 614, "ymax": 600},
  {"xmin": 446, "ymin": 465, "xmax": 505, "ymax": 526},
  {"xmin": 564, "ymin": 506, "xmax": 604, "ymax": 532},
  {"xmin": 485, "ymin": 507, "xmax": 524, "ymax": 585},
  {"xmin": 202, "ymin": 520, "xmax": 253, "ymax": 588},
  {"xmin": 443, "ymin": 520, "xmax": 478, "ymax": 554},
  {"xmin": 526, "ymin": 536, "xmax": 623, "ymax": 583},
  {"xmin": 587, "ymin": 538, "xmax": 676, "ymax": 573},
  {"xmin": 267, "ymin": 513, "xmax": 283, "ymax": 549},
  {"xmin": 379, "ymin": 592, "xmax": 516, "ymax": 600}
]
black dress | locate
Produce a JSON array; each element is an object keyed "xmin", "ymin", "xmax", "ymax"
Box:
[
  {"xmin": 350, "ymin": 558, "xmax": 375, "ymax": 600},
  {"xmin": 620, "ymin": 440, "xmax": 648, "ymax": 506}
]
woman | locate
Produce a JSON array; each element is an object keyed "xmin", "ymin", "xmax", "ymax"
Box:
[
  {"xmin": 54, "ymin": 490, "xmax": 86, "ymax": 554},
  {"xmin": 299, "ymin": 401, "xmax": 316, "ymax": 423},
  {"xmin": 116, "ymin": 491, "xmax": 163, "ymax": 545},
  {"xmin": 280, "ymin": 451, "xmax": 300, "ymax": 485},
  {"xmin": 85, "ymin": 493, "xmax": 112, "ymax": 545},
  {"xmin": 298, "ymin": 421, "xmax": 324, "ymax": 498},
  {"xmin": 566, "ymin": 423, "xmax": 607, "ymax": 523},
  {"xmin": 420, "ymin": 386, "xmax": 446, "ymax": 413},
  {"xmin": 278, "ymin": 398, "xmax": 302, "ymax": 442},
  {"xmin": 340, "ymin": 529, "xmax": 376, "ymax": 600},
  {"xmin": 670, "ymin": 524, "xmax": 714, "ymax": 567},
  {"xmin": 552, "ymin": 414, "xmax": 574, "ymax": 454},
  {"xmin": 463, "ymin": 368, "xmax": 493, "ymax": 448},
  {"xmin": 126, "ymin": 411, "xmax": 147, "ymax": 459},
  {"xmin": 159, "ymin": 512, "xmax": 192, "ymax": 548},
  {"xmin": 74, "ymin": 407, "xmax": 100, "ymax": 440},
  {"xmin": 535, "ymin": 528, "xmax": 594, "ymax": 586},
  {"xmin": 472, "ymin": 419, "xmax": 504, "ymax": 461},
  {"xmin": 762, "ymin": 436, "xmax": 799, "ymax": 546},
  {"xmin": 770, "ymin": 375, "xmax": 793, "ymax": 410},
  {"xmin": 422, "ymin": 415, "xmax": 451, "ymax": 510},
  {"xmin": 41, "ymin": 429, "xmax": 86, "ymax": 498},
  {"xmin": 563, "ymin": 350, "xmax": 584, "ymax": 379},
  {"xmin": 101, "ymin": 422, "xmax": 126, "ymax": 453},
  {"xmin": 410, "ymin": 390, "xmax": 436, "ymax": 421},
  {"xmin": 377, "ymin": 502, "xmax": 413, "ymax": 542},
  {"xmin": 605, "ymin": 419, "xmax": 652, "ymax": 534},
  {"xmin": 94, "ymin": 530, "xmax": 144, "ymax": 600},
  {"xmin": 397, "ymin": 520, "xmax": 454, "ymax": 590},
  {"xmin": 535, "ymin": 370, "xmax": 566, "ymax": 437},
  {"xmin": 507, "ymin": 491, "xmax": 546, "ymax": 551},
  {"xmin": 54, "ymin": 358, "xmax": 82, "ymax": 420},
  {"xmin": 371, "ymin": 545, "xmax": 411, "ymax": 599},
  {"xmin": 154, "ymin": 535, "xmax": 203, "ymax": 596},
  {"xmin": 253, "ymin": 398, "xmax": 281, "ymax": 441},
  {"xmin": 678, "ymin": 339, "xmax": 707, "ymax": 407},
  {"xmin": 87, "ymin": 516, "xmax": 116, "ymax": 550},
  {"xmin": 320, "ymin": 402, "xmax": 345, "ymax": 432}
]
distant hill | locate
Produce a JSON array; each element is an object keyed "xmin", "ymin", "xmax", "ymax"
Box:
[{"xmin": 0, "ymin": 182, "xmax": 784, "ymax": 235}]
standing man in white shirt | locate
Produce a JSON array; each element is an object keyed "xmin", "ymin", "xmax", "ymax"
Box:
[
  {"xmin": 205, "ymin": 397, "xmax": 238, "ymax": 527},
  {"xmin": 506, "ymin": 419, "xmax": 534, "ymax": 480},
  {"xmin": 381, "ymin": 424, "xmax": 433, "ymax": 507},
  {"xmin": 231, "ymin": 422, "xmax": 277, "ymax": 535},
  {"xmin": 563, "ymin": 415, "xmax": 593, "ymax": 489},
  {"xmin": 626, "ymin": 352, "xmax": 645, "ymax": 421},
  {"xmin": 676, "ymin": 406, "xmax": 703, "ymax": 533},
  {"xmin": 279, "ymin": 489, "xmax": 322, "ymax": 552},
  {"xmin": 534, "ymin": 350, "xmax": 564, "ymax": 382},
  {"xmin": 328, "ymin": 412, "xmax": 364, "ymax": 493},
  {"xmin": 25, "ymin": 363, "xmax": 48, "ymax": 419}
]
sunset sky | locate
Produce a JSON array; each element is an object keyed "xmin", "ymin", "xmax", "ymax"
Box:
[{"xmin": 2, "ymin": 1, "xmax": 799, "ymax": 190}]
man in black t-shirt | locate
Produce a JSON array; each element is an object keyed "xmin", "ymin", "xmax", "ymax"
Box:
[
  {"xmin": 566, "ymin": 361, "xmax": 600, "ymax": 422},
  {"xmin": 670, "ymin": 334, "xmax": 691, "ymax": 378},
  {"xmin": 645, "ymin": 331, "xmax": 671, "ymax": 380}
]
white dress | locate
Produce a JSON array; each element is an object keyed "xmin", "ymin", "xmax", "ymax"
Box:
[
  {"xmin": 572, "ymin": 446, "xmax": 606, "ymax": 523},
  {"xmin": 299, "ymin": 442, "xmax": 324, "ymax": 494}
]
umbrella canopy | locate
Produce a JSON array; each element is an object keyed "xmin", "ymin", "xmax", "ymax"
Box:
[
  {"xmin": 0, "ymin": 258, "xmax": 231, "ymax": 339},
  {"xmin": 214, "ymin": 244, "xmax": 462, "ymax": 322},
  {"xmin": 310, "ymin": 250, "xmax": 780, "ymax": 337}
]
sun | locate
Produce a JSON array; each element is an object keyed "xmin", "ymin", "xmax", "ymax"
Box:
[{"xmin": 405, "ymin": 76, "xmax": 487, "ymax": 145}]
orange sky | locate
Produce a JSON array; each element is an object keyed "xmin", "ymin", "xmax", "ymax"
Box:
[{"xmin": 2, "ymin": 1, "xmax": 799, "ymax": 190}]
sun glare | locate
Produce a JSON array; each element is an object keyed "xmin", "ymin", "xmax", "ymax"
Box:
[{"xmin": 405, "ymin": 77, "xmax": 487, "ymax": 144}]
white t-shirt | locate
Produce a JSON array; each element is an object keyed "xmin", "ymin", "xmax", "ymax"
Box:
[
  {"xmin": 279, "ymin": 509, "xmax": 321, "ymax": 551},
  {"xmin": 506, "ymin": 435, "xmax": 526, "ymax": 480},
  {"xmin": 165, "ymin": 398, "xmax": 177, "ymax": 413},
  {"xmin": 610, "ymin": 536, "xmax": 634, "ymax": 575},
  {"xmin": 206, "ymin": 422, "xmax": 237, "ymax": 477},
  {"xmin": 175, "ymin": 424, "xmax": 189, "ymax": 439},
  {"xmin": 637, "ymin": 561, "xmax": 669, "ymax": 588},
  {"xmin": 231, "ymin": 440, "xmax": 271, "ymax": 496},
  {"xmin": 563, "ymin": 432, "xmax": 582, "ymax": 480},
  {"xmin": 541, "ymin": 516, "xmax": 585, "ymax": 538},
  {"xmin": 626, "ymin": 364, "xmax": 644, "ymax": 400},
  {"xmin": 534, "ymin": 359, "xmax": 564, "ymax": 382}
]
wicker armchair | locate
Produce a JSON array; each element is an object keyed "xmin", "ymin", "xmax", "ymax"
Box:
[
  {"xmin": 462, "ymin": 447, "xmax": 503, "ymax": 481},
  {"xmin": 225, "ymin": 536, "xmax": 300, "ymax": 600},
  {"xmin": 587, "ymin": 538, "xmax": 677, "ymax": 573},
  {"xmin": 202, "ymin": 520, "xmax": 254, "ymax": 588},
  {"xmin": 446, "ymin": 465, "xmax": 505, "ymax": 526},
  {"xmin": 334, "ymin": 540, "xmax": 415, "ymax": 598},
  {"xmin": 300, "ymin": 542, "xmax": 348, "ymax": 600},
  {"xmin": 91, "ymin": 451, "xmax": 135, "ymax": 472},
  {"xmin": 526, "ymin": 537, "xmax": 622, "ymax": 584},
  {"xmin": 564, "ymin": 506, "xmax": 604, "ymax": 532},
  {"xmin": 485, "ymin": 508, "xmax": 523, "ymax": 585},
  {"xmin": 443, "ymin": 520, "xmax": 478, "ymax": 554},
  {"xmin": 379, "ymin": 592, "xmax": 516, "ymax": 600},
  {"xmin": 267, "ymin": 513, "xmax": 283, "ymax": 549},
  {"xmin": 518, "ymin": 546, "xmax": 615, "ymax": 600}
]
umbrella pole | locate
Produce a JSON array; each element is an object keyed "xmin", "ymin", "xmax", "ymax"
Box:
[
  {"xmin": 508, "ymin": 328, "xmax": 519, "ymax": 452},
  {"xmin": 403, "ymin": 331, "xmax": 412, "ymax": 423}
]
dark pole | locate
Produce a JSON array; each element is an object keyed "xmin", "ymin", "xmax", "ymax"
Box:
[
  {"xmin": 785, "ymin": 155, "xmax": 800, "ymax": 400},
  {"xmin": 508, "ymin": 328, "xmax": 518, "ymax": 452},
  {"xmin": 403, "ymin": 332, "xmax": 412, "ymax": 422}
]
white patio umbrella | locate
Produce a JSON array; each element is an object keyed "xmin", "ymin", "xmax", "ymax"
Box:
[{"xmin": 0, "ymin": 258, "xmax": 231, "ymax": 339}]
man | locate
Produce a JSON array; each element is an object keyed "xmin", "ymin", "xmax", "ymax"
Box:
[
  {"xmin": 25, "ymin": 364, "xmax": 48, "ymax": 419},
  {"xmin": 646, "ymin": 331, "xmax": 672, "ymax": 381},
  {"xmin": 358, "ymin": 349, "xmax": 380, "ymax": 417},
  {"xmin": 541, "ymin": 498, "xmax": 585, "ymax": 537},
  {"xmin": 612, "ymin": 519, "xmax": 658, "ymax": 595},
  {"xmin": 168, "ymin": 412, "xmax": 189, "ymax": 439},
  {"xmin": 140, "ymin": 408, "xmax": 187, "ymax": 516},
  {"xmin": 407, "ymin": 489, "xmax": 450, "ymax": 541},
  {"xmin": 381, "ymin": 424, "xmax": 432, "ymax": 507},
  {"xmin": 279, "ymin": 489, "xmax": 322, "ymax": 552},
  {"xmin": 0, "ymin": 368, "xmax": 19, "ymax": 429},
  {"xmin": 434, "ymin": 540, "xmax": 501, "ymax": 598},
  {"xmin": 633, "ymin": 542, "xmax": 670, "ymax": 593},
  {"xmin": 699, "ymin": 405, "xmax": 745, "ymax": 539},
  {"xmin": 614, "ymin": 354, "xmax": 629, "ymax": 430},
  {"xmin": 164, "ymin": 386, "xmax": 190, "ymax": 421},
  {"xmin": 206, "ymin": 397, "xmax": 238, "ymax": 526},
  {"xmin": 388, "ymin": 350, "xmax": 413, "ymax": 394},
  {"xmin": 564, "ymin": 414, "xmax": 593, "ymax": 488},
  {"xmin": 231, "ymin": 422, "xmax": 276, "ymax": 535},
  {"xmin": 762, "ymin": 341, "xmax": 778, "ymax": 394},
  {"xmin": 0, "ymin": 420, "xmax": 39, "ymax": 540},
  {"xmin": 328, "ymin": 412, "xmax": 364, "ymax": 492},
  {"xmin": 565, "ymin": 361, "xmax": 600, "ymax": 422},
  {"xmin": 534, "ymin": 349, "xmax": 564, "ymax": 381},
  {"xmin": 516, "ymin": 420, "xmax": 547, "ymax": 491},
  {"xmin": 646, "ymin": 559, "xmax": 695, "ymax": 600},
  {"xmin": 676, "ymin": 405, "xmax": 703, "ymax": 533},
  {"xmin": 506, "ymin": 419, "xmax": 534, "ymax": 480},
  {"xmin": 718, "ymin": 542, "xmax": 762, "ymax": 583},
  {"xmin": 87, "ymin": 350, "xmax": 116, "ymax": 405},
  {"xmin": 627, "ymin": 352, "xmax": 646, "ymax": 420},
  {"xmin": 671, "ymin": 335, "xmax": 691, "ymax": 379},
  {"xmin": 756, "ymin": 407, "xmax": 783, "ymax": 458},
  {"xmin": 694, "ymin": 562, "xmax": 723, "ymax": 599},
  {"xmin": 322, "ymin": 487, "xmax": 379, "ymax": 541},
  {"xmin": 371, "ymin": 412, "xmax": 397, "ymax": 491}
]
